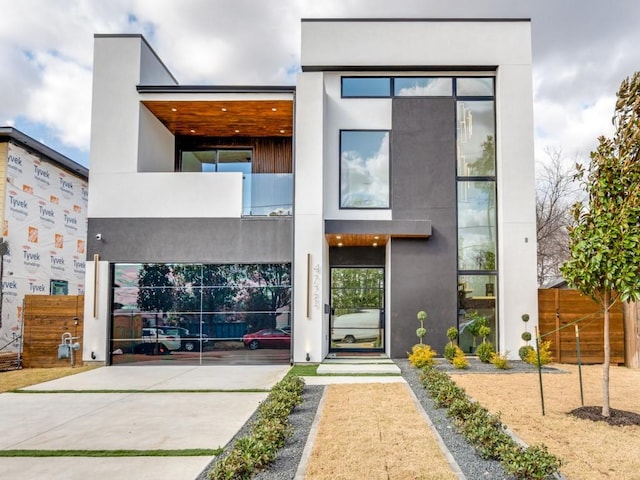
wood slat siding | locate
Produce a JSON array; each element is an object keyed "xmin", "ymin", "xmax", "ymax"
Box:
[
  {"xmin": 538, "ymin": 289, "xmax": 624, "ymax": 364},
  {"xmin": 22, "ymin": 295, "xmax": 84, "ymax": 368}
]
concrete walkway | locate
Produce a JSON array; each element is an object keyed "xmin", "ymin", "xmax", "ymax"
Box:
[{"xmin": 0, "ymin": 365, "xmax": 289, "ymax": 480}]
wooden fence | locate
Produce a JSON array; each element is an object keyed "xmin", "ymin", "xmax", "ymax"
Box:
[
  {"xmin": 22, "ymin": 295, "xmax": 84, "ymax": 368},
  {"xmin": 538, "ymin": 289, "xmax": 624, "ymax": 364}
]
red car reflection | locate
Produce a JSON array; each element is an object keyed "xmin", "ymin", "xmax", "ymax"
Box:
[{"xmin": 243, "ymin": 328, "xmax": 291, "ymax": 350}]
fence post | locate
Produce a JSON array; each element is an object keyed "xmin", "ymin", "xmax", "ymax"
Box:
[{"xmin": 535, "ymin": 326, "xmax": 545, "ymax": 416}]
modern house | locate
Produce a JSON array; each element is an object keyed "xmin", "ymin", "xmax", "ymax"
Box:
[
  {"xmin": 0, "ymin": 127, "xmax": 89, "ymax": 352},
  {"xmin": 84, "ymin": 18, "xmax": 537, "ymax": 365}
]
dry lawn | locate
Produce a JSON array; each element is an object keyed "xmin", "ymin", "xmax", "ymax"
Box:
[
  {"xmin": 0, "ymin": 365, "xmax": 97, "ymax": 393},
  {"xmin": 305, "ymin": 383, "xmax": 456, "ymax": 480},
  {"xmin": 452, "ymin": 364, "xmax": 640, "ymax": 480}
]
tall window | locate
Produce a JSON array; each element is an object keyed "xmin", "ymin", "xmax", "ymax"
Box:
[
  {"xmin": 340, "ymin": 130, "xmax": 390, "ymax": 209},
  {"xmin": 455, "ymin": 77, "xmax": 497, "ymax": 352}
]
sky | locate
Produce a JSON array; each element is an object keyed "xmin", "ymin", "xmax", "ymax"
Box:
[{"xmin": 1, "ymin": 0, "xmax": 639, "ymax": 169}]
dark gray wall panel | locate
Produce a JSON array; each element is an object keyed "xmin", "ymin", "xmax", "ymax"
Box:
[
  {"xmin": 389, "ymin": 237, "xmax": 457, "ymax": 357},
  {"xmin": 391, "ymin": 98, "xmax": 455, "ymax": 220},
  {"xmin": 87, "ymin": 217, "xmax": 292, "ymax": 263},
  {"xmin": 329, "ymin": 246, "xmax": 385, "ymax": 266},
  {"xmin": 389, "ymin": 98, "xmax": 457, "ymax": 357}
]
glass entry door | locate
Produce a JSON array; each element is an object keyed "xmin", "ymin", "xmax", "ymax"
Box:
[{"xmin": 330, "ymin": 267, "xmax": 384, "ymax": 351}]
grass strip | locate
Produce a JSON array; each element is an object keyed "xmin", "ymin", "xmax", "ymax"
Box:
[
  {"xmin": 11, "ymin": 388, "xmax": 270, "ymax": 394},
  {"xmin": 0, "ymin": 448, "xmax": 222, "ymax": 457}
]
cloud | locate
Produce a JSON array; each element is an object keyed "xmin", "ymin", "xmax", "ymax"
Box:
[{"xmin": 1, "ymin": 0, "xmax": 639, "ymax": 170}]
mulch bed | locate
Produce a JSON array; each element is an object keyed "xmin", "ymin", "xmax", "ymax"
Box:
[{"xmin": 570, "ymin": 406, "xmax": 640, "ymax": 426}]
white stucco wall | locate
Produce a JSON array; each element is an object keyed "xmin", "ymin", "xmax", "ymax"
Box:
[
  {"xmin": 323, "ymin": 72, "xmax": 393, "ymax": 221},
  {"xmin": 87, "ymin": 172, "xmax": 243, "ymax": 218},
  {"xmin": 301, "ymin": 20, "xmax": 531, "ymax": 68},
  {"xmin": 293, "ymin": 72, "xmax": 327, "ymax": 362},
  {"xmin": 82, "ymin": 260, "xmax": 110, "ymax": 362}
]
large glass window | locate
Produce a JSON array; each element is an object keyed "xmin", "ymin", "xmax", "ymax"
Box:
[
  {"xmin": 111, "ymin": 263, "xmax": 291, "ymax": 365},
  {"xmin": 342, "ymin": 77, "xmax": 391, "ymax": 97},
  {"xmin": 457, "ymin": 274, "xmax": 496, "ymax": 354},
  {"xmin": 179, "ymin": 149, "xmax": 252, "ymax": 173},
  {"xmin": 340, "ymin": 130, "xmax": 390, "ymax": 209},
  {"xmin": 394, "ymin": 77, "xmax": 452, "ymax": 96},
  {"xmin": 457, "ymin": 101, "xmax": 495, "ymax": 176},
  {"xmin": 457, "ymin": 181, "xmax": 496, "ymax": 271}
]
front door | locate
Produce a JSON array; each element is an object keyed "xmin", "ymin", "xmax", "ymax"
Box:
[{"xmin": 330, "ymin": 267, "xmax": 384, "ymax": 352}]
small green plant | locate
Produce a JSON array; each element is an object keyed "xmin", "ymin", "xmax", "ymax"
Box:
[
  {"xmin": 476, "ymin": 342, "xmax": 495, "ymax": 363},
  {"xmin": 478, "ymin": 325, "xmax": 491, "ymax": 344},
  {"xmin": 490, "ymin": 351, "xmax": 511, "ymax": 370},
  {"xmin": 519, "ymin": 345, "xmax": 534, "ymax": 361},
  {"xmin": 501, "ymin": 444, "xmax": 563, "ymax": 480},
  {"xmin": 416, "ymin": 310, "xmax": 427, "ymax": 344},
  {"xmin": 446, "ymin": 326, "xmax": 458, "ymax": 343},
  {"xmin": 521, "ymin": 331, "xmax": 532, "ymax": 342},
  {"xmin": 466, "ymin": 311, "xmax": 488, "ymax": 349},
  {"xmin": 444, "ymin": 343, "xmax": 457, "ymax": 361},
  {"xmin": 521, "ymin": 313, "xmax": 530, "ymax": 323},
  {"xmin": 407, "ymin": 343, "xmax": 437, "ymax": 368},
  {"xmin": 444, "ymin": 326, "xmax": 459, "ymax": 361},
  {"xmin": 524, "ymin": 340, "xmax": 553, "ymax": 367},
  {"xmin": 452, "ymin": 346, "xmax": 469, "ymax": 369}
]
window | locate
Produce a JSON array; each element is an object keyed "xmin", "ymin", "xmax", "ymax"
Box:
[
  {"xmin": 340, "ymin": 130, "xmax": 390, "ymax": 209},
  {"xmin": 50, "ymin": 280, "xmax": 68, "ymax": 295},
  {"xmin": 394, "ymin": 77, "xmax": 452, "ymax": 96},
  {"xmin": 457, "ymin": 101, "xmax": 495, "ymax": 177},
  {"xmin": 179, "ymin": 149, "xmax": 252, "ymax": 173},
  {"xmin": 457, "ymin": 181, "xmax": 496, "ymax": 271},
  {"xmin": 456, "ymin": 77, "xmax": 494, "ymax": 97},
  {"xmin": 342, "ymin": 77, "xmax": 391, "ymax": 97}
]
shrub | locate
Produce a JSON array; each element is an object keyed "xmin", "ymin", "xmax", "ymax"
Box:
[
  {"xmin": 446, "ymin": 326, "xmax": 458, "ymax": 342},
  {"xmin": 416, "ymin": 327, "xmax": 427, "ymax": 340},
  {"xmin": 416, "ymin": 365, "xmax": 562, "ymax": 479},
  {"xmin": 459, "ymin": 408, "xmax": 513, "ymax": 459},
  {"xmin": 209, "ymin": 375, "xmax": 305, "ymax": 480},
  {"xmin": 524, "ymin": 340, "xmax": 553, "ymax": 367},
  {"xmin": 521, "ymin": 331, "xmax": 532, "ymax": 342},
  {"xmin": 478, "ymin": 325, "xmax": 491, "ymax": 343},
  {"xmin": 408, "ymin": 344, "xmax": 437, "ymax": 368},
  {"xmin": 444, "ymin": 343, "xmax": 457, "ymax": 361},
  {"xmin": 518, "ymin": 345, "xmax": 534, "ymax": 361},
  {"xmin": 490, "ymin": 352, "xmax": 511, "ymax": 370},
  {"xmin": 501, "ymin": 444, "xmax": 563, "ymax": 480},
  {"xmin": 476, "ymin": 342, "xmax": 495, "ymax": 363},
  {"xmin": 452, "ymin": 346, "xmax": 469, "ymax": 369}
]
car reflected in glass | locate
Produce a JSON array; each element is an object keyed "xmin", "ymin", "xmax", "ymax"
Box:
[{"xmin": 242, "ymin": 328, "xmax": 291, "ymax": 350}]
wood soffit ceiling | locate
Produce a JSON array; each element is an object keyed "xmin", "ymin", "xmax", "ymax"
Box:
[
  {"xmin": 326, "ymin": 234, "xmax": 390, "ymax": 247},
  {"xmin": 142, "ymin": 100, "xmax": 293, "ymax": 138}
]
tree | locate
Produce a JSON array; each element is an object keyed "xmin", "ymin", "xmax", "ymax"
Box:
[
  {"xmin": 137, "ymin": 264, "xmax": 174, "ymax": 315},
  {"xmin": 536, "ymin": 147, "xmax": 581, "ymax": 286},
  {"xmin": 561, "ymin": 71, "xmax": 640, "ymax": 417}
]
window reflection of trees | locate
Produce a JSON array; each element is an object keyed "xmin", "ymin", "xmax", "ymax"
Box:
[{"xmin": 113, "ymin": 263, "xmax": 291, "ymax": 335}]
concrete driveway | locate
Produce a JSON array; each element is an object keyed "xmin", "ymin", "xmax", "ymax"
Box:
[{"xmin": 0, "ymin": 365, "xmax": 290, "ymax": 480}]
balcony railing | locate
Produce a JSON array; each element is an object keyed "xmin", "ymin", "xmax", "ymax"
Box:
[{"xmin": 242, "ymin": 173, "xmax": 293, "ymax": 216}]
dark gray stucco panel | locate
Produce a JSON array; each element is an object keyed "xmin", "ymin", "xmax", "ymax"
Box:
[
  {"xmin": 329, "ymin": 246, "xmax": 385, "ymax": 266},
  {"xmin": 325, "ymin": 219, "xmax": 431, "ymax": 237},
  {"xmin": 389, "ymin": 98, "xmax": 457, "ymax": 357},
  {"xmin": 87, "ymin": 217, "xmax": 292, "ymax": 264}
]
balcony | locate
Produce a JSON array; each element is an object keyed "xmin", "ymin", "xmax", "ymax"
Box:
[{"xmin": 243, "ymin": 173, "xmax": 292, "ymax": 217}]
